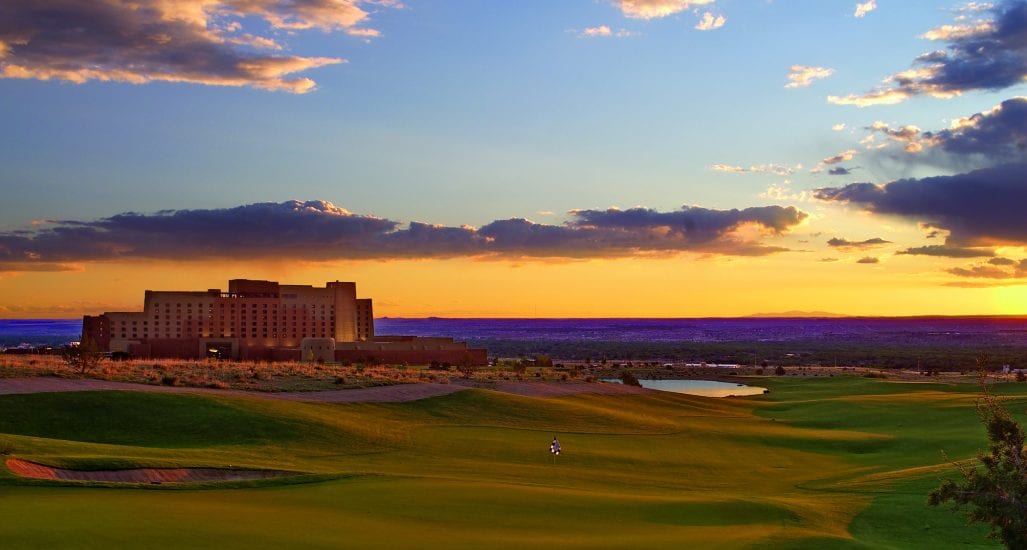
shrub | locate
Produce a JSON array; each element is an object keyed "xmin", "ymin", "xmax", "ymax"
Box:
[
  {"xmin": 755, "ymin": 367, "xmax": 764, "ymax": 375},
  {"xmin": 1017, "ymin": 371, "xmax": 1026, "ymax": 383},
  {"xmin": 161, "ymin": 375, "xmax": 180, "ymax": 386},
  {"xmin": 619, "ymin": 371, "xmax": 642, "ymax": 387},
  {"xmin": 930, "ymin": 366, "xmax": 1027, "ymax": 548},
  {"xmin": 774, "ymin": 366, "xmax": 786, "ymax": 376}
]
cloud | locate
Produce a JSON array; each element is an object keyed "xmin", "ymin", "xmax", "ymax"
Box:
[
  {"xmin": 861, "ymin": 97, "xmax": 1027, "ymax": 163},
  {"xmin": 989, "ymin": 257, "xmax": 1017, "ymax": 265},
  {"xmin": 810, "ymin": 150, "xmax": 858, "ymax": 173},
  {"xmin": 832, "ymin": 123, "xmax": 847, "ymax": 131},
  {"xmin": 854, "ymin": 1, "xmax": 877, "ymax": 18},
  {"xmin": 814, "ymin": 162, "xmax": 1027, "ymax": 246},
  {"xmin": 946, "ymin": 258, "xmax": 1027, "ymax": 278},
  {"xmin": 575, "ymin": 25, "xmax": 635, "ymax": 38},
  {"xmin": 821, "ymin": 150, "xmax": 858, "ymax": 165},
  {"xmin": 759, "ymin": 184, "xmax": 809, "ymax": 202},
  {"xmin": 0, "ymin": 200, "xmax": 810, "ymax": 270},
  {"xmin": 867, "ymin": 121, "xmax": 928, "ymax": 153},
  {"xmin": 924, "ymin": 96, "xmax": 1027, "ymax": 161},
  {"xmin": 827, "ymin": 237, "xmax": 891, "ymax": 249},
  {"xmin": 785, "ymin": 65, "xmax": 834, "ymax": 88},
  {"xmin": 921, "ymin": 21, "xmax": 995, "ymax": 41},
  {"xmin": 711, "ymin": 163, "xmax": 802, "ymax": 176},
  {"xmin": 828, "ymin": 167, "xmax": 853, "ymax": 176},
  {"xmin": 896, "ymin": 245, "xmax": 995, "ymax": 257},
  {"xmin": 829, "ymin": 1, "xmax": 1027, "ymax": 106},
  {"xmin": 694, "ymin": 12, "xmax": 726, "ymax": 31},
  {"xmin": 856, "ymin": 256, "xmax": 880, "ymax": 264},
  {"xmin": 616, "ymin": 0, "xmax": 716, "ymax": 20},
  {"xmin": 0, "ymin": 0, "xmax": 397, "ymax": 93}
]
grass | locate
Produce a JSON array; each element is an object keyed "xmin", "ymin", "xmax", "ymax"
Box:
[{"xmin": 0, "ymin": 375, "xmax": 1020, "ymax": 548}]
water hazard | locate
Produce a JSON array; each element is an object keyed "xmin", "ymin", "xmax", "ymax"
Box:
[{"xmin": 606, "ymin": 379, "xmax": 768, "ymax": 397}]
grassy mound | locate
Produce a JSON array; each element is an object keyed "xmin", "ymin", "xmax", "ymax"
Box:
[{"xmin": 0, "ymin": 377, "xmax": 1019, "ymax": 548}]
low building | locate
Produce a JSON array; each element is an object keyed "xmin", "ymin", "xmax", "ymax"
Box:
[{"xmin": 82, "ymin": 279, "xmax": 486, "ymax": 365}]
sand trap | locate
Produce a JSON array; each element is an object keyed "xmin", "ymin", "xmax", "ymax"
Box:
[{"xmin": 6, "ymin": 458, "xmax": 293, "ymax": 484}]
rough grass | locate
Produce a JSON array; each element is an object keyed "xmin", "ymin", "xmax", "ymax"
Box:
[{"xmin": 0, "ymin": 375, "xmax": 1020, "ymax": 548}]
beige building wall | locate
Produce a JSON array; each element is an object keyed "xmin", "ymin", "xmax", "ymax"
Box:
[
  {"xmin": 356, "ymin": 299, "xmax": 374, "ymax": 341},
  {"xmin": 301, "ymin": 337, "xmax": 336, "ymax": 363},
  {"xmin": 91, "ymin": 279, "xmax": 371, "ymax": 358},
  {"xmin": 328, "ymin": 281, "xmax": 358, "ymax": 342}
]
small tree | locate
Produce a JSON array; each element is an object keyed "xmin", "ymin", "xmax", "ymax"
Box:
[
  {"xmin": 929, "ymin": 367, "xmax": 1027, "ymax": 548},
  {"xmin": 62, "ymin": 338, "xmax": 103, "ymax": 375},
  {"xmin": 619, "ymin": 371, "xmax": 642, "ymax": 387},
  {"xmin": 457, "ymin": 363, "xmax": 479, "ymax": 379},
  {"xmin": 774, "ymin": 365, "xmax": 786, "ymax": 376}
]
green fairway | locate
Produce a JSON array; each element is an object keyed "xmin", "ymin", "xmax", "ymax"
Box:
[{"xmin": 0, "ymin": 377, "xmax": 1020, "ymax": 548}]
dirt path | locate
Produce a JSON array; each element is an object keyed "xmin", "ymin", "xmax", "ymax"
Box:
[
  {"xmin": 5, "ymin": 458, "xmax": 292, "ymax": 483},
  {"xmin": 0, "ymin": 377, "xmax": 650, "ymax": 403}
]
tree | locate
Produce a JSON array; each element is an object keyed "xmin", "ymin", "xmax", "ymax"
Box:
[
  {"xmin": 619, "ymin": 371, "xmax": 641, "ymax": 387},
  {"xmin": 62, "ymin": 338, "xmax": 103, "ymax": 375},
  {"xmin": 929, "ymin": 368, "xmax": 1027, "ymax": 548}
]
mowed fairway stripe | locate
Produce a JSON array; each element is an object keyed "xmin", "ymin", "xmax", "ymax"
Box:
[{"xmin": 0, "ymin": 377, "xmax": 1016, "ymax": 548}]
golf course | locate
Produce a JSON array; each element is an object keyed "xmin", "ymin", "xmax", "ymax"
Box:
[{"xmin": 0, "ymin": 375, "xmax": 1020, "ymax": 548}]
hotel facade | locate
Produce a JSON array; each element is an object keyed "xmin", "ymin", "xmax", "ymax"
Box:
[{"xmin": 83, "ymin": 279, "xmax": 486, "ymax": 365}]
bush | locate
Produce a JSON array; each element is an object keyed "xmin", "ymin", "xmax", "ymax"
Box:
[
  {"xmin": 619, "ymin": 371, "xmax": 642, "ymax": 387},
  {"xmin": 755, "ymin": 367, "xmax": 764, "ymax": 375},
  {"xmin": 1017, "ymin": 371, "xmax": 1026, "ymax": 383},
  {"xmin": 930, "ymin": 366, "xmax": 1027, "ymax": 548},
  {"xmin": 774, "ymin": 366, "xmax": 786, "ymax": 376},
  {"xmin": 161, "ymin": 375, "xmax": 180, "ymax": 386}
]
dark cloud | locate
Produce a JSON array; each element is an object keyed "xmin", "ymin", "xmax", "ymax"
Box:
[
  {"xmin": 947, "ymin": 259, "xmax": 1027, "ymax": 279},
  {"xmin": 826, "ymin": 237, "xmax": 891, "ymax": 249},
  {"xmin": 856, "ymin": 256, "xmax": 880, "ymax": 264},
  {"xmin": 989, "ymin": 257, "xmax": 1018, "ymax": 265},
  {"xmin": 828, "ymin": 167, "xmax": 852, "ymax": 176},
  {"xmin": 0, "ymin": 200, "xmax": 809, "ymax": 271},
  {"xmin": 815, "ymin": 162, "xmax": 1027, "ymax": 246},
  {"xmin": 896, "ymin": 245, "xmax": 995, "ymax": 258},
  {"xmin": 926, "ymin": 97, "xmax": 1027, "ymax": 160},
  {"xmin": 0, "ymin": 1, "xmax": 389, "ymax": 92},
  {"xmin": 829, "ymin": 1, "xmax": 1027, "ymax": 105}
]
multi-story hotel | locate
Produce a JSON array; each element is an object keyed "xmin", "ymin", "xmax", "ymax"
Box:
[{"xmin": 83, "ymin": 279, "xmax": 486, "ymax": 365}]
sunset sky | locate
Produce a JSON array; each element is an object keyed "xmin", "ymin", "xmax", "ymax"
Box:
[{"xmin": 2, "ymin": 0, "xmax": 1026, "ymax": 318}]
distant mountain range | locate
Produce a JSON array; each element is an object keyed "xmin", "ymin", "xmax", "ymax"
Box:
[{"xmin": 746, "ymin": 311, "xmax": 848, "ymax": 318}]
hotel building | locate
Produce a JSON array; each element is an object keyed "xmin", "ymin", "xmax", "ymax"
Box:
[{"xmin": 83, "ymin": 279, "xmax": 486, "ymax": 365}]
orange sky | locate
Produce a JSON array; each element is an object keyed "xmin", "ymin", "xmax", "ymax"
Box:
[{"xmin": 2, "ymin": 253, "xmax": 1023, "ymax": 319}]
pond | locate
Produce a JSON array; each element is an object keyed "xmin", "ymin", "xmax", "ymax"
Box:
[{"xmin": 604, "ymin": 379, "xmax": 768, "ymax": 397}]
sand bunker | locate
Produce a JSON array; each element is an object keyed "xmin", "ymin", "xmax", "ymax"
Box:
[{"xmin": 6, "ymin": 458, "xmax": 293, "ymax": 484}]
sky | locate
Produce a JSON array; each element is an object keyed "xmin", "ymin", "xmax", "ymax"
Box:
[{"xmin": 1, "ymin": 0, "xmax": 1027, "ymax": 318}]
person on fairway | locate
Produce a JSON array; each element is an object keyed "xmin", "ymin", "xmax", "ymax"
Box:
[{"xmin": 550, "ymin": 437, "xmax": 561, "ymax": 456}]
